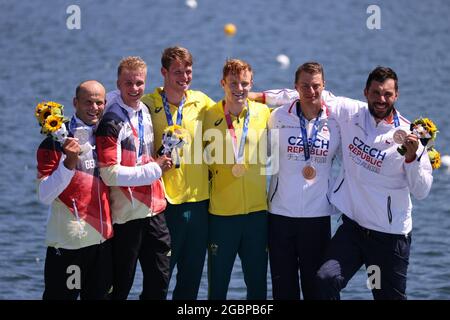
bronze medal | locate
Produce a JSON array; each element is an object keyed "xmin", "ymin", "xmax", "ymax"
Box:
[
  {"xmin": 302, "ymin": 165, "xmax": 316, "ymax": 180},
  {"xmin": 232, "ymin": 164, "xmax": 246, "ymax": 177},
  {"xmin": 393, "ymin": 129, "xmax": 407, "ymax": 144}
]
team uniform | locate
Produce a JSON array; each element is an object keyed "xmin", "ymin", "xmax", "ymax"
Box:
[
  {"xmin": 268, "ymin": 100, "xmax": 340, "ymax": 299},
  {"xmin": 141, "ymin": 87, "xmax": 215, "ymax": 299},
  {"xmin": 262, "ymin": 88, "xmax": 299, "ymax": 107},
  {"xmin": 263, "ymin": 88, "xmax": 433, "ymax": 299},
  {"xmin": 204, "ymin": 99, "xmax": 271, "ymax": 300},
  {"xmin": 96, "ymin": 94, "xmax": 170, "ymax": 300},
  {"xmin": 316, "ymin": 95, "xmax": 433, "ymax": 299},
  {"xmin": 37, "ymin": 116, "xmax": 113, "ymax": 300}
]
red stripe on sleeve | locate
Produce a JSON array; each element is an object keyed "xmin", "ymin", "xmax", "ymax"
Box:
[
  {"xmin": 37, "ymin": 146, "xmax": 62, "ymax": 179},
  {"xmin": 96, "ymin": 136, "xmax": 119, "ymax": 168}
]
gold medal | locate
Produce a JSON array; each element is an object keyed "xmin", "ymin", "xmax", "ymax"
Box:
[
  {"xmin": 232, "ymin": 164, "xmax": 246, "ymax": 177},
  {"xmin": 393, "ymin": 129, "xmax": 407, "ymax": 144},
  {"xmin": 302, "ymin": 165, "xmax": 316, "ymax": 180}
]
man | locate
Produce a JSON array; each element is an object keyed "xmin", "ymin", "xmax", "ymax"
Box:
[
  {"xmin": 316, "ymin": 66, "xmax": 433, "ymax": 300},
  {"xmin": 96, "ymin": 56, "xmax": 173, "ymax": 300},
  {"xmin": 256, "ymin": 66, "xmax": 434, "ymax": 299},
  {"xmin": 37, "ymin": 80, "xmax": 113, "ymax": 300},
  {"xmin": 140, "ymin": 47, "xmax": 215, "ymax": 300},
  {"xmin": 204, "ymin": 59, "xmax": 270, "ymax": 300},
  {"xmin": 267, "ymin": 62, "xmax": 340, "ymax": 300}
]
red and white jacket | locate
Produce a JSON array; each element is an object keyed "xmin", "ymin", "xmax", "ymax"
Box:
[
  {"xmin": 96, "ymin": 95, "xmax": 166, "ymax": 225},
  {"xmin": 37, "ymin": 116, "xmax": 113, "ymax": 249}
]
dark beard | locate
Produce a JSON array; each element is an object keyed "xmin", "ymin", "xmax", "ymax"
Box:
[{"xmin": 368, "ymin": 103, "xmax": 394, "ymax": 121}]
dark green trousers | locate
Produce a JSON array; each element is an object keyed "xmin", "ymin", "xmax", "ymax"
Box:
[
  {"xmin": 208, "ymin": 211, "xmax": 268, "ymax": 300},
  {"xmin": 165, "ymin": 200, "xmax": 209, "ymax": 300}
]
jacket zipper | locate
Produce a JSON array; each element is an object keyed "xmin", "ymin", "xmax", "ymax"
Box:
[
  {"xmin": 149, "ymin": 182, "xmax": 154, "ymax": 217},
  {"xmin": 96, "ymin": 177, "xmax": 104, "ymax": 238},
  {"xmin": 326, "ymin": 178, "xmax": 331, "ymax": 204},
  {"xmin": 387, "ymin": 196, "xmax": 392, "ymax": 224},
  {"xmin": 333, "ymin": 177, "xmax": 344, "ymax": 193},
  {"xmin": 270, "ymin": 177, "xmax": 279, "ymax": 202}
]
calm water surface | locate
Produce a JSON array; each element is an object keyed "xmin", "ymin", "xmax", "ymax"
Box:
[{"xmin": 0, "ymin": 0, "xmax": 449, "ymax": 299}]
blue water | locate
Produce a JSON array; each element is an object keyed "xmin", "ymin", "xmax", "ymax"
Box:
[{"xmin": 1, "ymin": 0, "xmax": 449, "ymax": 299}]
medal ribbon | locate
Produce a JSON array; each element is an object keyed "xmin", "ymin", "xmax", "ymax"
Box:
[
  {"xmin": 121, "ymin": 108, "xmax": 144, "ymax": 158},
  {"xmin": 393, "ymin": 109, "xmax": 400, "ymax": 128},
  {"xmin": 68, "ymin": 116, "xmax": 97, "ymax": 169},
  {"xmin": 296, "ymin": 101, "xmax": 322, "ymax": 162},
  {"xmin": 161, "ymin": 92, "xmax": 185, "ymax": 126},
  {"xmin": 68, "ymin": 116, "xmax": 78, "ymax": 137},
  {"xmin": 223, "ymin": 100, "xmax": 250, "ymax": 164}
]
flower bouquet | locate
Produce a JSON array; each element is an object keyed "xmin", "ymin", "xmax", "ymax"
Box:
[
  {"xmin": 35, "ymin": 101, "xmax": 93, "ymax": 155},
  {"xmin": 396, "ymin": 118, "xmax": 441, "ymax": 169},
  {"xmin": 35, "ymin": 101, "xmax": 69, "ymax": 142},
  {"xmin": 427, "ymin": 147, "xmax": 441, "ymax": 170},
  {"xmin": 157, "ymin": 124, "xmax": 188, "ymax": 169}
]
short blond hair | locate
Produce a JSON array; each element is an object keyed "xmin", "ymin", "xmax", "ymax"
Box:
[
  {"xmin": 117, "ymin": 56, "xmax": 147, "ymax": 77},
  {"xmin": 222, "ymin": 59, "xmax": 253, "ymax": 80}
]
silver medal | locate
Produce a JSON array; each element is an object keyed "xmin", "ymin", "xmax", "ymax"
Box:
[{"xmin": 74, "ymin": 128, "xmax": 90, "ymax": 145}]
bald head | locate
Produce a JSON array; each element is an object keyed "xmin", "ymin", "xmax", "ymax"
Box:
[
  {"xmin": 73, "ymin": 80, "xmax": 106, "ymax": 125},
  {"xmin": 76, "ymin": 80, "xmax": 106, "ymax": 99}
]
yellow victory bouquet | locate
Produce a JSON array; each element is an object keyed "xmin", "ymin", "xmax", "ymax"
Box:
[
  {"xmin": 397, "ymin": 117, "xmax": 440, "ymax": 169},
  {"xmin": 157, "ymin": 124, "xmax": 189, "ymax": 168},
  {"xmin": 427, "ymin": 147, "xmax": 441, "ymax": 170},
  {"xmin": 35, "ymin": 101, "xmax": 69, "ymax": 143}
]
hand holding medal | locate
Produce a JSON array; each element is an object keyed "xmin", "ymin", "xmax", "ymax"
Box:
[
  {"xmin": 395, "ymin": 118, "xmax": 441, "ymax": 169},
  {"xmin": 159, "ymin": 92, "xmax": 189, "ymax": 169},
  {"xmin": 157, "ymin": 125, "xmax": 188, "ymax": 169},
  {"xmin": 35, "ymin": 101, "xmax": 94, "ymax": 156},
  {"xmin": 393, "ymin": 129, "xmax": 408, "ymax": 145}
]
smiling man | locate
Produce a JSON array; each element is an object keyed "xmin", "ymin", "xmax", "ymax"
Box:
[
  {"xmin": 141, "ymin": 47, "xmax": 215, "ymax": 300},
  {"xmin": 315, "ymin": 67, "xmax": 433, "ymax": 300},
  {"xmin": 252, "ymin": 66, "xmax": 434, "ymax": 300},
  {"xmin": 203, "ymin": 59, "xmax": 270, "ymax": 300},
  {"xmin": 96, "ymin": 56, "xmax": 173, "ymax": 300},
  {"xmin": 37, "ymin": 80, "xmax": 114, "ymax": 300},
  {"xmin": 266, "ymin": 63, "xmax": 340, "ymax": 300}
]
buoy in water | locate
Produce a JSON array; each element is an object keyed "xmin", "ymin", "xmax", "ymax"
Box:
[
  {"xmin": 440, "ymin": 155, "xmax": 450, "ymax": 169},
  {"xmin": 276, "ymin": 54, "xmax": 290, "ymax": 69},
  {"xmin": 186, "ymin": 0, "xmax": 198, "ymax": 9},
  {"xmin": 224, "ymin": 23, "xmax": 237, "ymax": 37}
]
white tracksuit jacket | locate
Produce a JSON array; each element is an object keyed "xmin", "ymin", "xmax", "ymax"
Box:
[
  {"xmin": 268, "ymin": 100, "xmax": 340, "ymax": 218},
  {"xmin": 264, "ymin": 89, "xmax": 433, "ymax": 234}
]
